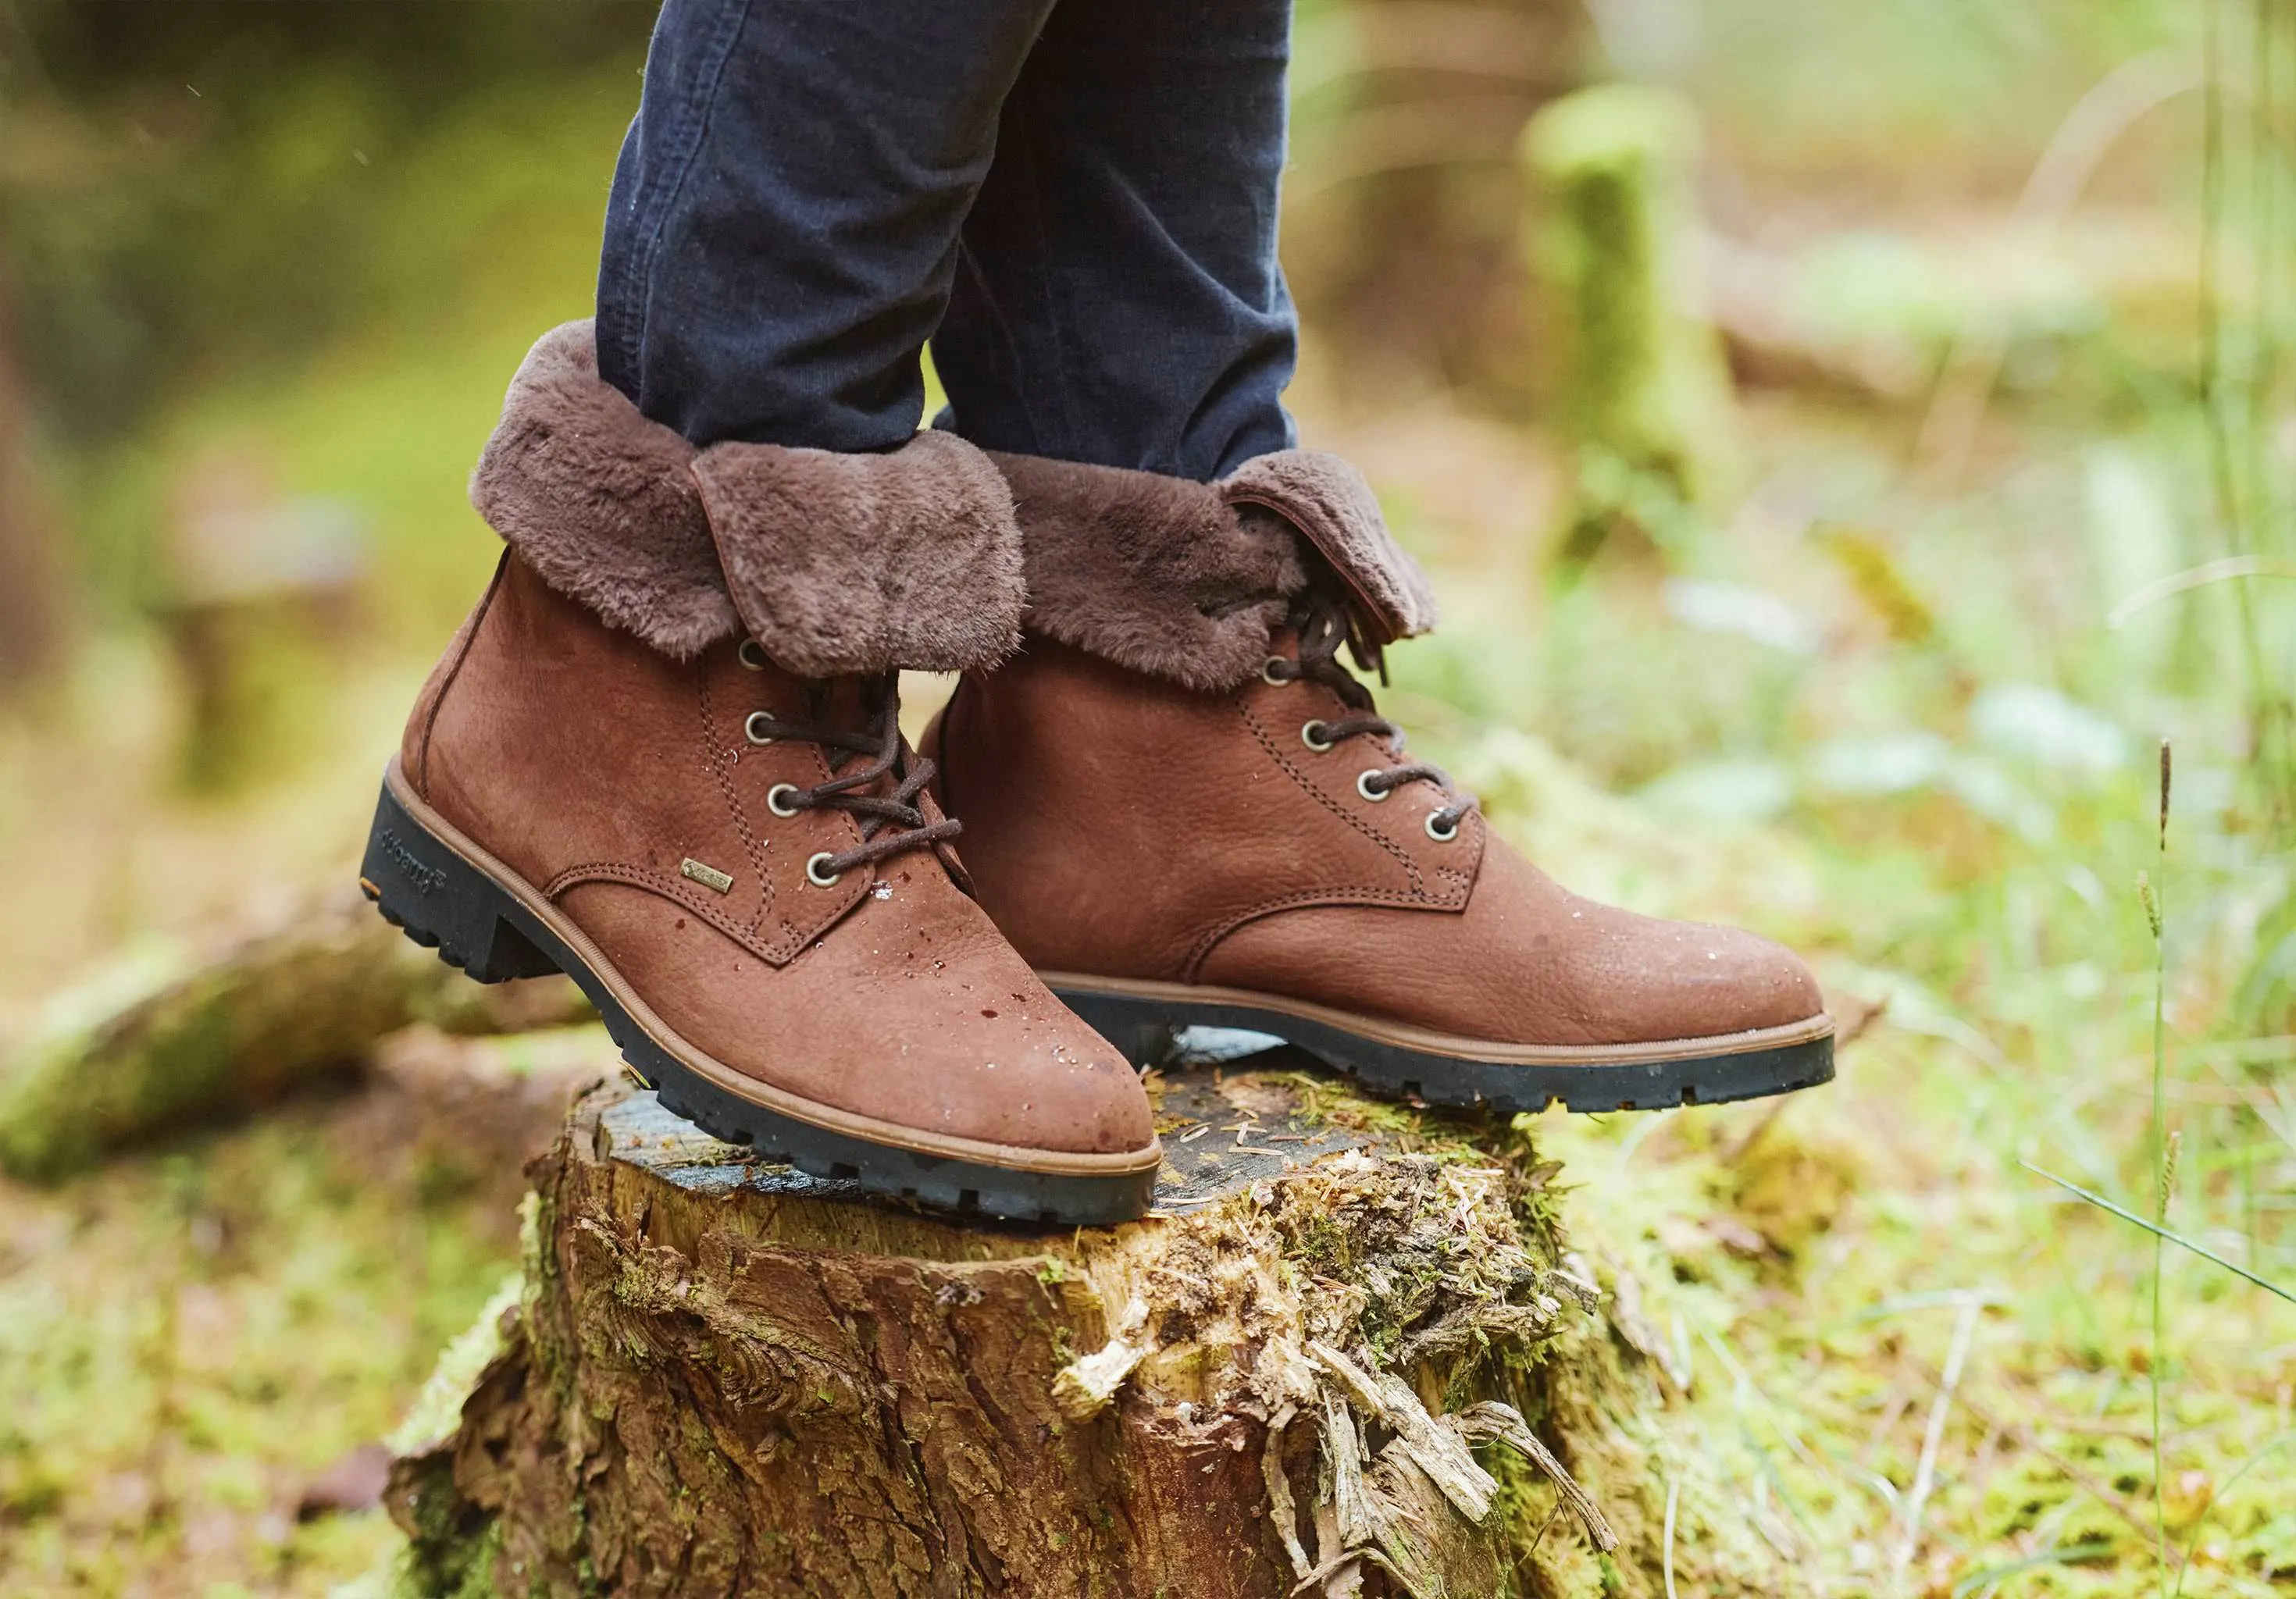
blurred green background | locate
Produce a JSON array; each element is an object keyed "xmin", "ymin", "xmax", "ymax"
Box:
[{"xmin": 2, "ymin": 1, "xmax": 2293, "ymax": 1595}]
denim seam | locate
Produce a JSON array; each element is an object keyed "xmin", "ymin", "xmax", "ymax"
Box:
[{"xmin": 599, "ymin": 0, "xmax": 758, "ymax": 391}]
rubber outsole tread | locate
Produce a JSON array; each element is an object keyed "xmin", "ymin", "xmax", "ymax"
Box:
[{"xmin": 1054, "ymin": 987, "xmax": 1833, "ymax": 1115}]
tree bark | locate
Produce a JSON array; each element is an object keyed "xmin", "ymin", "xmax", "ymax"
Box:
[{"xmin": 385, "ymin": 1062, "xmax": 1802, "ymax": 1598}]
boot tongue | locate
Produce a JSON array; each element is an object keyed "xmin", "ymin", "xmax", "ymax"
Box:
[
  {"xmin": 815, "ymin": 674, "xmax": 872, "ymax": 731},
  {"xmin": 1218, "ymin": 451, "xmax": 1439, "ymax": 649}
]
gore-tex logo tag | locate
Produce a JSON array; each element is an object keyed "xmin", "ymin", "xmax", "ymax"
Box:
[{"xmin": 680, "ymin": 857, "xmax": 735, "ymax": 895}]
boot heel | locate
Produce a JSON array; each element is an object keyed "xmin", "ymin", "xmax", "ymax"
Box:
[
  {"xmin": 358, "ymin": 778, "xmax": 560, "ymax": 984},
  {"xmin": 1057, "ymin": 989, "xmax": 1178, "ymax": 1069}
]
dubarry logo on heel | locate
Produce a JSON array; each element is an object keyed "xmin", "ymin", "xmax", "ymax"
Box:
[{"xmin": 376, "ymin": 827, "xmax": 447, "ymax": 896}]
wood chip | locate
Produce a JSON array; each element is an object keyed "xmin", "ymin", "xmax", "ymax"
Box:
[
  {"xmin": 1263, "ymin": 1405, "xmax": 1312, "ymax": 1579},
  {"xmin": 1050, "ymin": 1336, "xmax": 1148, "ymax": 1423},
  {"xmin": 1374, "ymin": 1373, "xmax": 1498, "ymax": 1525},
  {"xmin": 1454, "ymin": 1401, "xmax": 1618, "ymax": 1551},
  {"xmin": 1323, "ymin": 1390, "xmax": 1372, "ymax": 1548}
]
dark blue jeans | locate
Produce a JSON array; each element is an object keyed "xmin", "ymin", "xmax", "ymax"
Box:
[{"xmin": 595, "ymin": 0, "xmax": 1298, "ymax": 482}]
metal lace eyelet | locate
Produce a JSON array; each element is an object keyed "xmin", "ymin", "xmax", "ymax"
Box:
[
  {"xmin": 766, "ymin": 783, "xmax": 803, "ymax": 818},
  {"xmin": 1357, "ymin": 770, "xmax": 1392, "ymax": 802},
  {"xmin": 1261, "ymin": 656, "xmax": 1291, "ymax": 686},
  {"xmin": 736, "ymin": 639, "xmax": 769, "ymax": 671},
  {"xmin": 744, "ymin": 710, "xmax": 778, "ymax": 746},
  {"xmin": 1425, "ymin": 811, "xmax": 1460, "ymax": 841},
  {"xmin": 804, "ymin": 852, "xmax": 843, "ymax": 888},
  {"xmin": 1302, "ymin": 720, "xmax": 1335, "ymax": 753}
]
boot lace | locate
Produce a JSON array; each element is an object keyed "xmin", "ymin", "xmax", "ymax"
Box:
[
  {"xmin": 1260, "ymin": 597, "xmax": 1478, "ymax": 839},
  {"xmin": 744, "ymin": 667, "xmax": 958, "ymax": 884}
]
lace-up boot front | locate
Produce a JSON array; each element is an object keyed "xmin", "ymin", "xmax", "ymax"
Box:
[
  {"xmin": 929, "ymin": 449, "xmax": 1834, "ymax": 1113},
  {"xmin": 357, "ymin": 327, "xmax": 1157, "ymax": 1223}
]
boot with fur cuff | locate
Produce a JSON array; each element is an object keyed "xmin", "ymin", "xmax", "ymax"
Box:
[
  {"xmin": 929, "ymin": 450, "xmax": 1834, "ymax": 1113},
  {"xmin": 358, "ymin": 328, "xmax": 1158, "ymax": 1223}
]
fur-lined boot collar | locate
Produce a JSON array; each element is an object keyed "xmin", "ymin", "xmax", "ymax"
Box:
[
  {"xmin": 988, "ymin": 448, "xmax": 1437, "ymax": 693},
  {"xmin": 470, "ymin": 322, "xmax": 1024, "ymax": 677}
]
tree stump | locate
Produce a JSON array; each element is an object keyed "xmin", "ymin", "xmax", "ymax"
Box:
[{"xmin": 386, "ymin": 1056, "xmax": 1788, "ymax": 1598}]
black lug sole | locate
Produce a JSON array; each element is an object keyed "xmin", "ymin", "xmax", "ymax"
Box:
[
  {"xmin": 359, "ymin": 776, "xmax": 1157, "ymax": 1227},
  {"xmin": 1054, "ymin": 985, "xmax": 1834, "ymax": 1115}
]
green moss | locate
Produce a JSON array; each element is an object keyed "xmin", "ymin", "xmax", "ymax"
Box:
[
  {"xmin": 0, "ymin": 913, "xmax": 459, "ymax": 1183},
  {"xmin": 390, "ymin": 1513, "xmax": 504, "ymax": 1599},
  {"xmin": 1278, "ymin": 1070, "xmax": 1420, "ymax": 1135},
  {"xmin": 387, "ymin": 1274, "xmax": 522, "ymax": 1457},
  {"xmin": 0, "ymin": 1087, "xmax": 522, "ymax": 1597}
]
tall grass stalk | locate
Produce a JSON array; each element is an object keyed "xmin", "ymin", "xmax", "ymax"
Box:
[{"xmin": 2147, "ymin": 739, "xmax": 2171, "ymax": 1598}]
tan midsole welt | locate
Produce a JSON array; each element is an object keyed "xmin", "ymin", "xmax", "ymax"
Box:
[
  {"xmin": 1041, "ymin": 971, "xmax": 1834, "ymax": 1067},
  {"xmin": 386, "ymin": 760, "xmax": 1161, "ymax": 1179}
]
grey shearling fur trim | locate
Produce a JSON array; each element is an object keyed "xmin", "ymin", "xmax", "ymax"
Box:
[
  {"xmin": 989, "ymin": 448, "xmax": 1436, "ymax": 692},
  {"xmin": 469, "ymin": 320, "xmax": 1025, "ymax": 675}
]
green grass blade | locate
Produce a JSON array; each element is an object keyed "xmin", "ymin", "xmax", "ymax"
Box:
[
  {"xmin": 1952, "ymin": 1539, "xmax": 2116, "ymax": 1598},
  {"xmin": 2020, "ymin": 1161, "xmax": 2296, "ymax": 1305}
]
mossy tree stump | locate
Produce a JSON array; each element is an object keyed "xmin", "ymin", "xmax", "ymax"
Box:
[{"xmin": 389, "ymin": 1057, "xmax": 1784, "ymax": 1597}]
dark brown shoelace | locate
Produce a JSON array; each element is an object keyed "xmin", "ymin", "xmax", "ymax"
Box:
[
  {"xmin": 750, "ymin": 672, "xmax": 959, "ymax": 879},
  {"xmin": 1263, "ymin": 597, "xmax": 1478, "ymax": 839}
]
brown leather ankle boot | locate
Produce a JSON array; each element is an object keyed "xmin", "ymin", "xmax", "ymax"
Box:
[
  {"xmin": 929, "ymin": 450, "xmax": 1833, "ymax": 1113},
  {"xmin": 358, "ymin": 326, "xmax": 1157, "ymax": 1223}
]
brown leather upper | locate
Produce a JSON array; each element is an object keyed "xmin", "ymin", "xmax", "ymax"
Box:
[
  {"xmin": 932, "ymin": 634, "xmax": 1825, "ymax": 1049},
  {"xmin": 404, "ymin": 554, "xmax": 1153, "ymax": 1157}
]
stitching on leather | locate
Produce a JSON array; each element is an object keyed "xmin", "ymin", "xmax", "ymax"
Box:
[
  {"xmin": 1429, "ymin": 814, "xmax": 1489, "ymax": 895},
  {"xmin": 544, "ymin": 860, "xmax": 803, "ymax": 964},
  {"xmin": 697, "ymin": 671, "xmax": 774, "ymax": 935},
  {"xmin": 1178, "ymin": 723, "xmax": 1485, "ymax": 978},
  {"xmin": 1239, "ymin": 699, "xmax": 1426, "ymax": 893},
  {"xmin": 415, "ymin": 550, "xmax": 506, "ymax": 800},
  {"xmin": 1182, "ymin": 882, "xmax": 1466, "ymax": 979}
]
